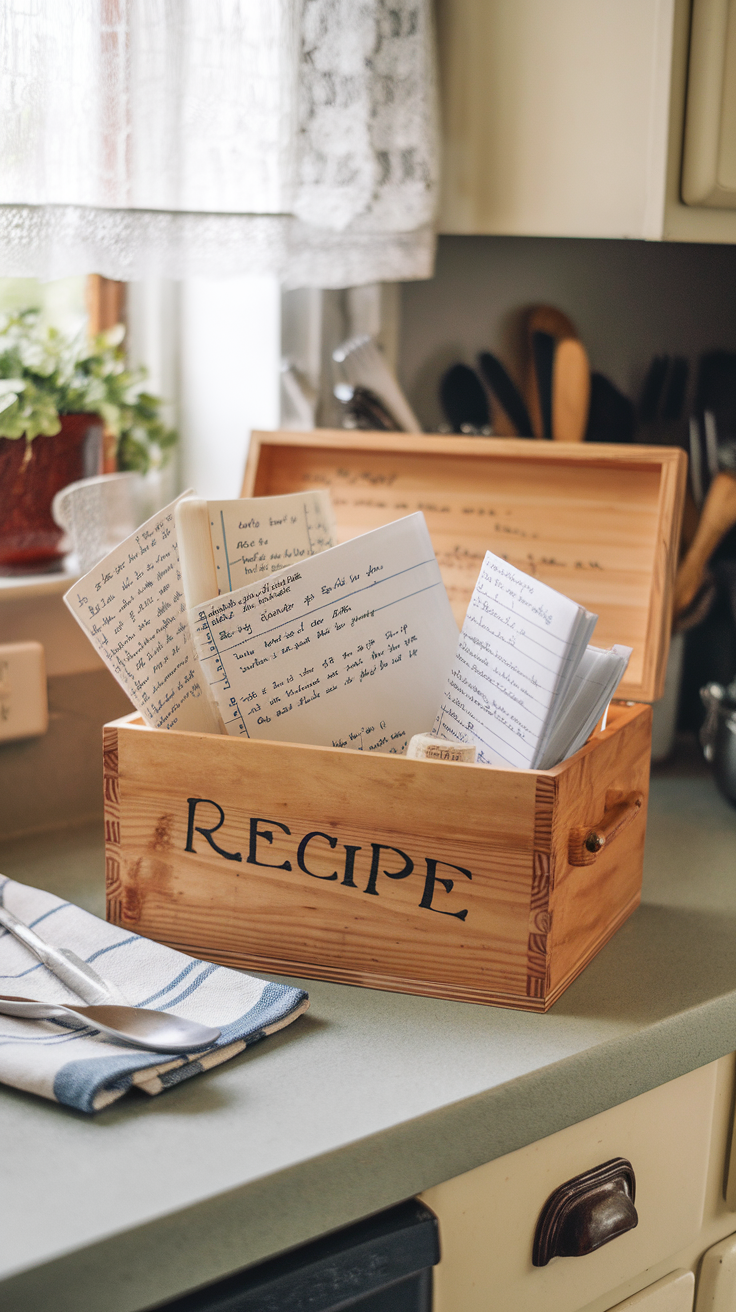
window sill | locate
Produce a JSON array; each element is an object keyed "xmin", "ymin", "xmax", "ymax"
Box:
[{"xmin": 0, "ymin": 561, "xmax": 79, "ymax": 604}]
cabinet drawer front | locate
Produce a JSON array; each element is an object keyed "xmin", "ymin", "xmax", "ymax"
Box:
[
  {"xmin": 695, "ymin": 1230, "xmax": 736, "ymax": 1310},
  {"xmin": 422, "ymin": 1063, "xmax": 716, "ymax": 1312},
  {"xmin": 612, "ymin": 1270, "xmax": 694, "ymax": 1311}
]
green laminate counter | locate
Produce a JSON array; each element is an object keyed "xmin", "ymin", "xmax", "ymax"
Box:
[{"xmin": 1, "ymin": 743, "xmax": 735, "ymax": 1312}]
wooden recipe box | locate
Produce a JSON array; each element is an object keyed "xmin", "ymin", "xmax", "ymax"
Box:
[{"xmin": 105, "ymin": 433, "xmax": 686, "ymax": 1012}]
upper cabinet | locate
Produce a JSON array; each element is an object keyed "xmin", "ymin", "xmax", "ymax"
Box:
[
  {"xmin": 437, "ymin": 0, "xmax": 736, "ymax": 242},
  {"xmin": 682, "ymin": 0, "xmax": 736, "ymax": 207}
]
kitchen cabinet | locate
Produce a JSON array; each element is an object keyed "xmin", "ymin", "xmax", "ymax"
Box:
[
  {"xmin": 437, "ymin": 0, "xmax": 736, "ymax": 243},
  {"xmin": 422, "ymin": 1057, "xmax": 736, "ymax": 1312}
]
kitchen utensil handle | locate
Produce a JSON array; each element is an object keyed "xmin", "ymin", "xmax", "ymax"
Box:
[
  {"xmin": 0, "ymin": 993, "xmax": 66, "ymax": 1019},
  {"xmin": 0, "ymin": 904, "xmax": 127, "ymax": 1005},
  {"xmin": 568, "ymin": 791, "xmax": 644, "ymax": 867},
  {"xmin": 675, "ymin": 471, "xmax": 736, "ymax": 616},
  {"xmin": 552, "ymin": 338, "xmax": 590, "ymax": 442}
]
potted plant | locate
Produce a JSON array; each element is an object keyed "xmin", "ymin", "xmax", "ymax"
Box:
[{"xmin": 0, "ymin": 310, "xmax": 176, "ymax": 572}]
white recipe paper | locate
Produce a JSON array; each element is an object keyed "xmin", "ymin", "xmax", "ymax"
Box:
[
  {"xmin": 190, "ymin": 513, "xmax": 459, "ymax": 755},
  {"xmin": 64, "ymin": 495, "xmax": 221, "ymax": 733},
  {"xmin": 433, "ymin": 550, "xmax": 596, "ymax": 768},
  {"xmin": 176, "ymin": 490, "xmax": 337, "ymax": 607}
]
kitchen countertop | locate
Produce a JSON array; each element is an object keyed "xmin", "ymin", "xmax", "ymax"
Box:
[{"xmin": 1, "ymin": 741, "xmax": 736, "ymax": 1312}]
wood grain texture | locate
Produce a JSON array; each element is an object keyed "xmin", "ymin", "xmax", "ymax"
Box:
[
  {"xmin": 545, "ymin": 703, "xmax": 651, "ymax": 1004},
  {"xmin": 242, "ymin": 431, "xmax": 686, "ymax": 700},
  {"xmin": 103, "ymin": 724, "xmax": 123, "ymax": 925},
  {"xmin": 104, "ymin": 704, "xmax": 650, "ymax": 1011},
  {"xmin": 527, "ymin": 775, "xmax": 556, "ymax": 999},
  {"xmin": 107, "ymin": 716, "xmax": 540, "ymax": 1005},
  {"xmin": 568, "ymin": 790, "xmax": 644, "ymax": 866}
]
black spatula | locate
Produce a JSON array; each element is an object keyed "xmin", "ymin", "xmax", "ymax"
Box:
[
  {"xmin": 532, "ymin": 332, "xmax": 555, "ymax": 439},
  {"xmin": 439, "ymin": 364, "xmax": 491, "ymax": 434},
  {"xmin": 477, "ymin": 352, "xmax": 533, "ymax": 436},
  {"xmin": 585, "ymin": 373, "xmax": 636, "ymax": 443}
]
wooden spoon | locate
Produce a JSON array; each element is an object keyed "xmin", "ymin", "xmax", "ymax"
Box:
[
  {"xmin": 552, "ymin": 338, "xmax": 591, "ymax": 442},
  {"xmin": 674, "ymin": 471, "xmax": 736, "ymax": 616},
  {"xmin": 525, "ymin": 306, "xmax": 578, "ymax": 439}
]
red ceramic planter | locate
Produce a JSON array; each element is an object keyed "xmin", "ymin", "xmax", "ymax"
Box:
[{"xmin": 0, "ymin": 413, "xmax": 104, "ymax": 572}]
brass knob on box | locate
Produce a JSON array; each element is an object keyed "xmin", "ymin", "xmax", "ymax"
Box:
[{"xmin": 532, "ymin": 1158, "xmax": 638, "ymax": 1266}]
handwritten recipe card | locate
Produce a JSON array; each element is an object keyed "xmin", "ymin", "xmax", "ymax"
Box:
[
  {"xmin": 64, "ymin": 496, "xmax": 221, "ymax": 734},
  {"xmin": 433, "ymin": 551, "xmax": 596, "ymax": 768},
  {"xmin": 176, "ymin": 490, "xmax": 337, "ymax": 607},
  {"xmin": 191, "ymin": 513, "xmax": 459, "ymax": 755}
]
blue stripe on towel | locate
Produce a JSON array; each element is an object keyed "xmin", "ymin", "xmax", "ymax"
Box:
[
  {"xmin": 0, "ymin": 961, "xmax": 45, "ymax": 981},
  {"xmin": 0, "ymin": 932, "xmax": 138, "ymax": 983},
  {"xmin": 86, "ymin": 936, "xmax": 139, "ymax": 963},
  {"xmin": 160, "ymin": 963, "xmax": 219, "ymax": 1008},
  {"xmin": 0, "ymin": 1026, "xmax": 96, "ymax": 1047},
  {"xmin": 54, "ymin": 1055, "xmax": 160, "ymax": 1112},
  {"xmin": 52, "ymin": 982, "xmax": 307, "ymax": 1112},
  {"xmin": 0, "ymin": 900, "xmax": 73, "ymax": 937},
  {"xmin": 137, "ymin": 960, "xmax": 199, "ymax": 1007},
  {"xmin": 29, "ymin": 904, "xmax": 70, "ymax": 929},
  {"xmin": 159, "ymin": 1061, "xmax": 204, "ymax": 1089},
  {"xmin": 204, "ymin": 981, "xmax": 307, "ymax": 1046},
  {"xmin": 0, "ymin": 902, "xmax": 70, "ymax": 943}
]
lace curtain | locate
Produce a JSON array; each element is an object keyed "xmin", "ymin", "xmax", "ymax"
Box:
[{"xmin": 0, "ymin": 0, "xmax": 438, "ymax": 287}]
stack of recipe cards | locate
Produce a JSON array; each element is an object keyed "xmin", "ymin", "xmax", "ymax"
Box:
[
  {"xmin": 432, "ymin": 550, "xmax": 631, "ymax": 769},
  {"xmin": 63, "ymin": 489, "xmax": 337, "ymax": 734},
  {"xmin": 65, "ymin": 491, "xmax": 629, "ymax": 769},
  {"xmin": 64, "ymin": 493, "xmax": 460, "ymax": 757}
]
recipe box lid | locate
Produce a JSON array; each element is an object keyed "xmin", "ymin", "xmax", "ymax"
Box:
[{"xmin": 241, "ymin": 431, "xmax": 687, "ymax": 703}]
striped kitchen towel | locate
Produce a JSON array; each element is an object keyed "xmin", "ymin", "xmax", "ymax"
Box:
[{"xmin": 0, "ymin": 877, "xmax": 308, "ymax": 1113}]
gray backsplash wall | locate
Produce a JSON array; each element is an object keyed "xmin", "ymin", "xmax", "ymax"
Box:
[
  {"xmin": 399, "ymin": 235, "xmax": 736, "ymax": 431},
  {"xmin": 0, "ymin": 670, "xmax": 133, "ymax": 841}
]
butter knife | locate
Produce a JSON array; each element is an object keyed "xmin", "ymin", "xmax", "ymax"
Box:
[{"xmin": 0, "ymin": 901, "xmax": 130, "ymax": 1006}]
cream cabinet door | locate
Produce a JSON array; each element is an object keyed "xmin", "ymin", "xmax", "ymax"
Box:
[
  {"xmin": 611, "ymin": 1271, "xmax": 695, "ymax": 1310},
  {"xmin": 437, "ymin": 0, "xmax": 736, "ymax": 242},
  {"xmin": 681, "ymin": 0, "xmax": 736, "ymax": 208},
  {"xmin": 437, "ymin": 0, "xmax": 676, "ymax": 239},
  {"xmin": 695, "ymin": 1232, "xmax": 736, "ymax": 1310},
  {"xmin": 422, "ymin": 1062, "xmax": 716, "ymax": 1312}
]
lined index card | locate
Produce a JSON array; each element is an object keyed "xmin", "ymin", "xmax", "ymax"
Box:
[
  {"xmin": 190, "ymin": 513, "xmax": 459, "ymax": 755},
  {"xmin": 64, "ymin": 495, "xmax": 221, "ymax": 733},
  {"xmin": 433, "ymin": 551, "xmax": 596, "ymax": 768}
]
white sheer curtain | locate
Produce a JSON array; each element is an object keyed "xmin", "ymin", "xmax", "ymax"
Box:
[{"xmin": 0, "ymin": 0, "xmax": 438, "ymax": 287}]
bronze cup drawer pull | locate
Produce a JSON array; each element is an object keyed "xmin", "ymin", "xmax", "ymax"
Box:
[
  {"xmin": 568, "ymin": 791, "xmax": 644, "ymax": 867},
  {"xmin": 532, "ymin": 1157, "xmax": 638, "ymax": 1267}
]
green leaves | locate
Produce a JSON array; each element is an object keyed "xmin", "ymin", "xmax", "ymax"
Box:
[{"xmin": 0, "ymin": 309, "xmax": 176, "ymax": 472}]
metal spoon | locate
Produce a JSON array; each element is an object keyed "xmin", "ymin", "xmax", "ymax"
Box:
[{"xmin": 0, "ymin": 994, "xmax": 220, "ymax": 1054}]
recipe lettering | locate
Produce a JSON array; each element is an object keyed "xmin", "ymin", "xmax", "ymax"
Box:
[{"xmin": 183, "ymin": 797, "xmax": 472, "ymax": 921}]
